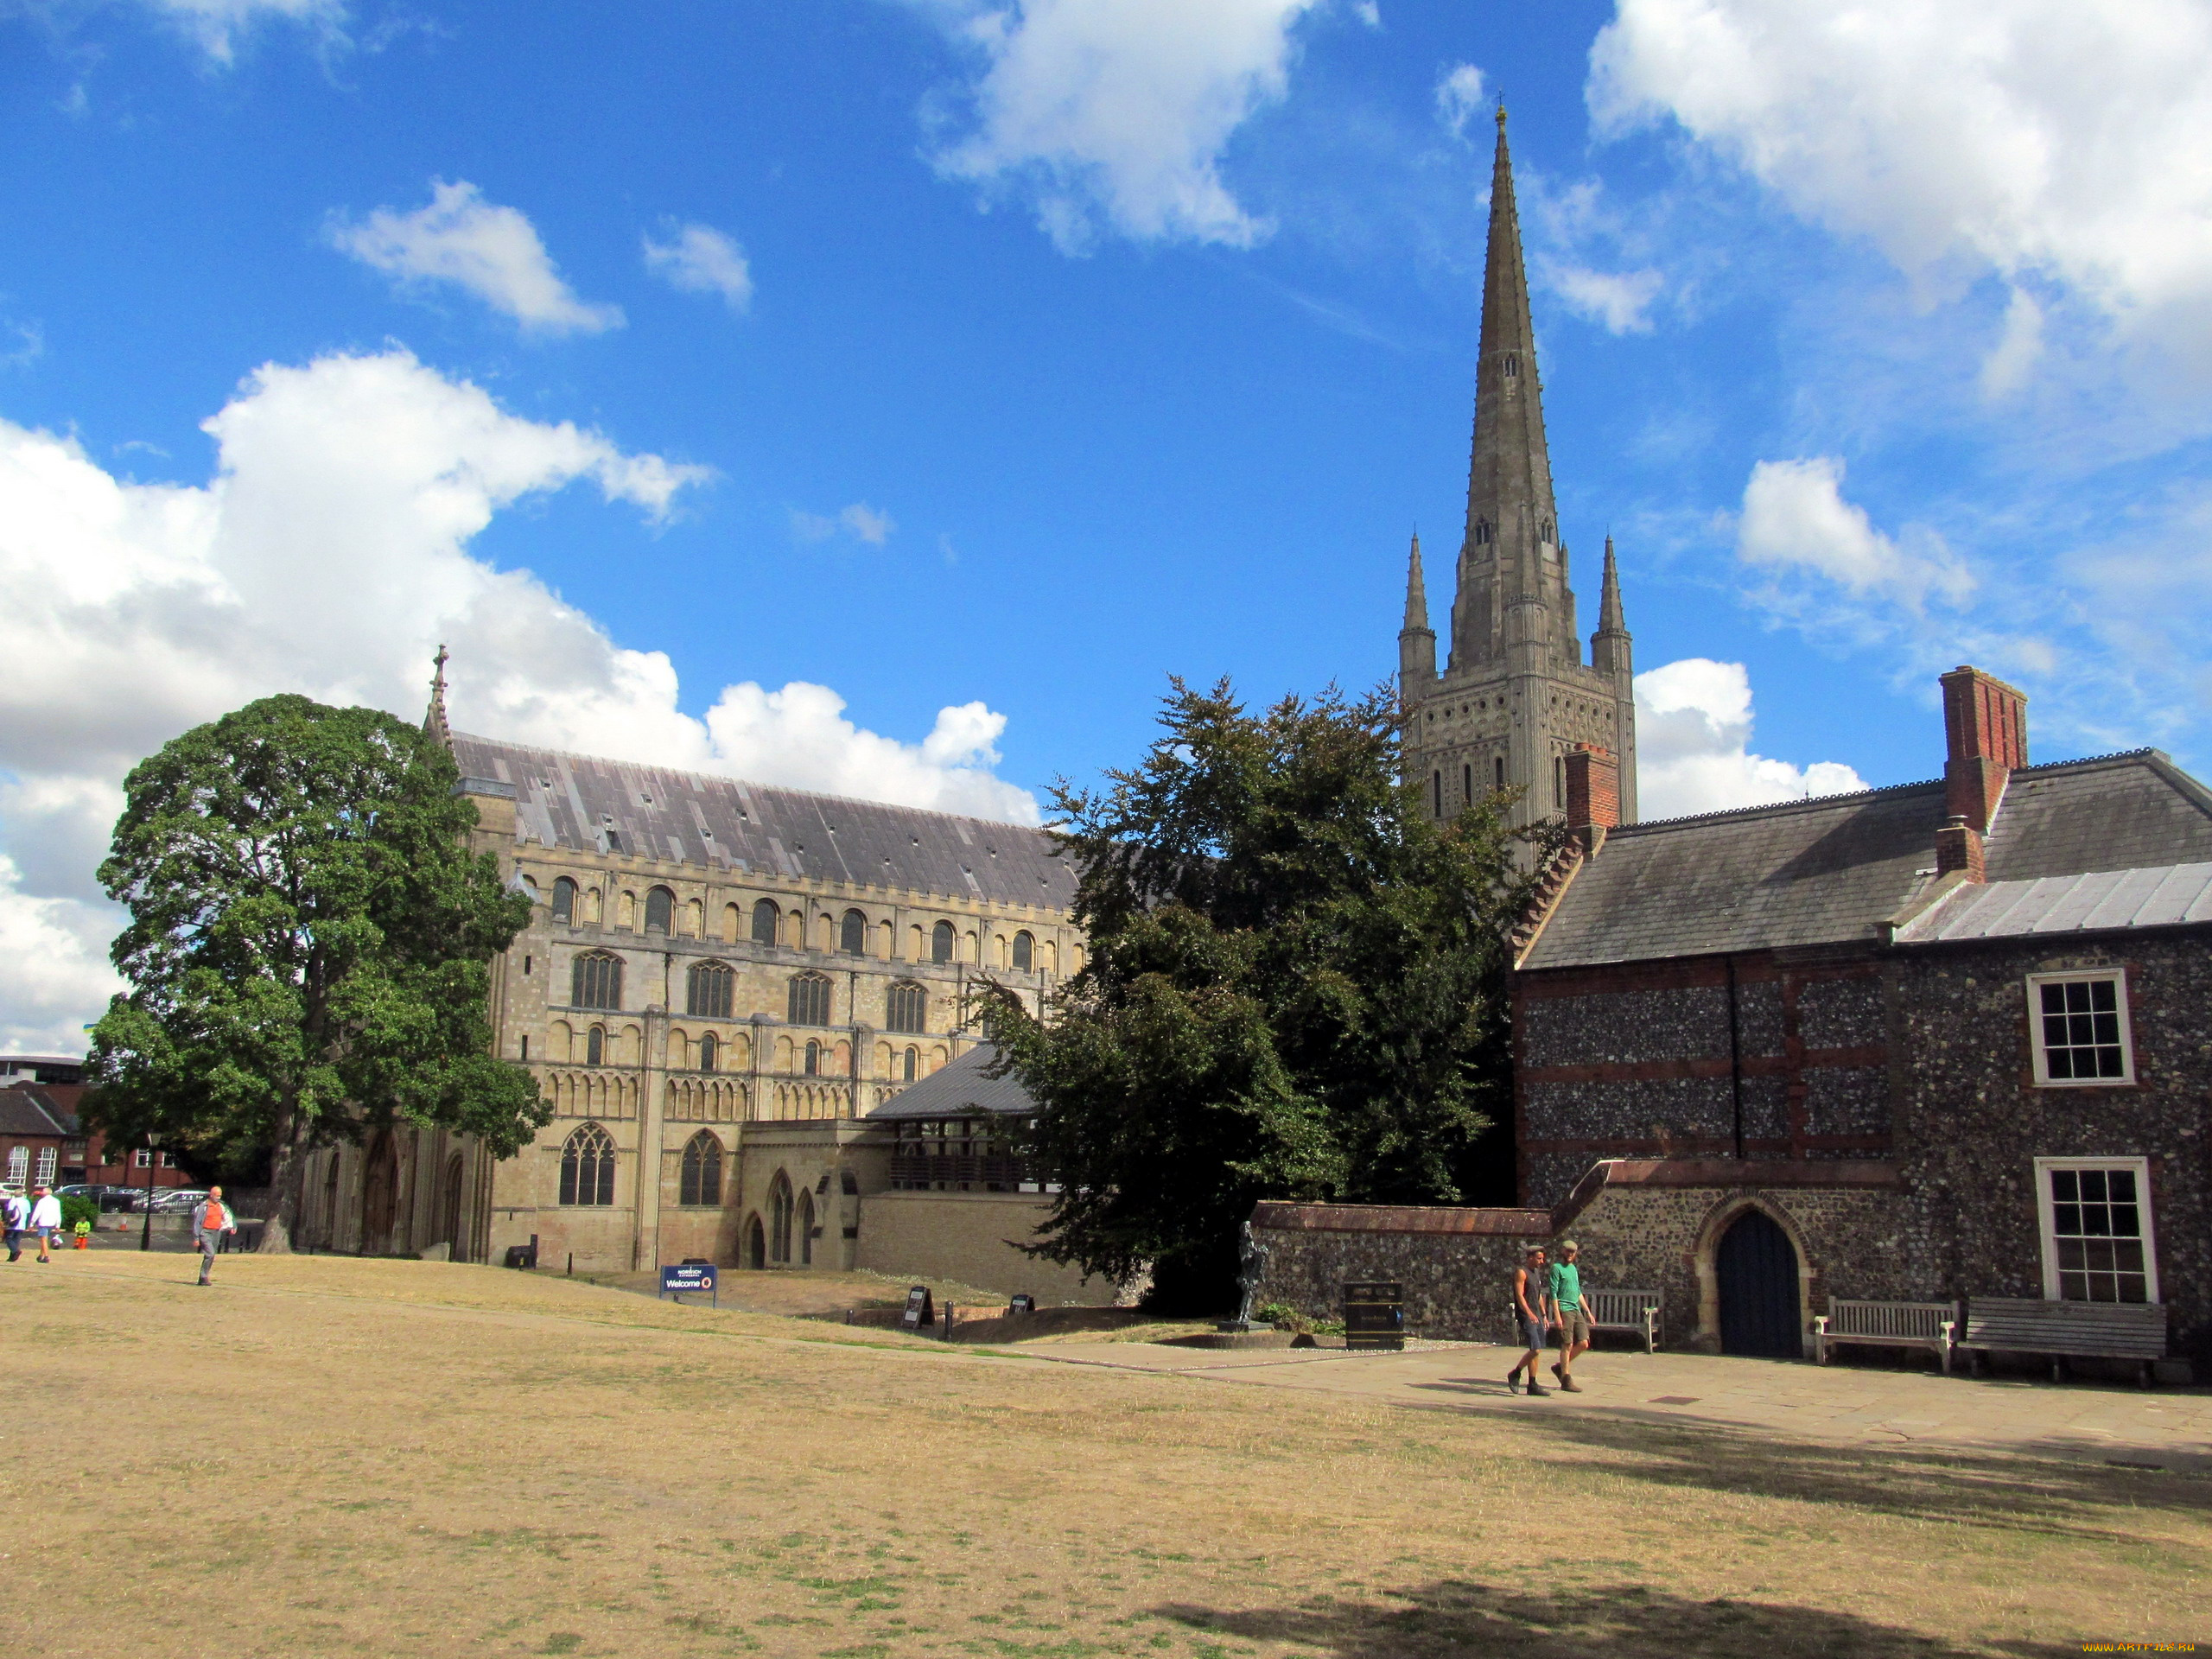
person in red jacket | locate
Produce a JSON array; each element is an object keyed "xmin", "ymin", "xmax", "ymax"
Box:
[{"xmin": 193, "ymin": 1186, "xmax": 237, "ymax": 1286}]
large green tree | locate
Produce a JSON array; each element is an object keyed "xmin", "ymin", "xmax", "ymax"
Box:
[
  {"xmin": 984, "ymin": 679, "xmax": 1554, "ymax": 1312},
  {"xmin": 85, "ymin": 694, "xmax": 545, "ymax": 1252}
]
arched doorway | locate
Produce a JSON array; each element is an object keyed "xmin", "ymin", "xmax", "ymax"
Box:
[
  {"xmin": 441, "ymin": 1154, "xmax": 466, "ymax": 1255},
  {"xmin": 797, "ymin": 1190, "xmax": 815, "ymax": 1268},
  {"xmin": 361, "ymin": 1133, "xmax": 397, "ymax": 1255},
  {"xmin": 1718, "ymin": 1209, "xmax": 1802, "ymax": 1357},
  {"xmin": 744, "ymin": 1213, "xmax": 766, "ymax": 1270}
]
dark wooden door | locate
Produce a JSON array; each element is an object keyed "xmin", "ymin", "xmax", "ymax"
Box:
[{"xmin": 1718, "ymin": 1210, "xmax": 1802, "ymax": 1357}]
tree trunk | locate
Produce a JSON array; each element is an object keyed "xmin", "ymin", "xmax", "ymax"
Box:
[{"xmin": 258, "ymin": 1105, "xmax": 305, "ymax": 1254}]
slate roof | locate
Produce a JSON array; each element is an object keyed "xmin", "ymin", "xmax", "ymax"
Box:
[
  {"xmin": 1522, "ymin": 752, "xmax": 2212, "ymax": 970},
  {"xmin": 1898, "ymin": 861, "xmax": 2212, "ymax": 944},
  {"xmin": 0, "ymin": 1085, "xmax": 80, "ymax": 1137},
  {"xmin": 861, "ymin": 1044, "xmax": 1039, "ymax": 1122},
  {"xmin": 448, "ymin": 733, "xmax": 1074, "ymax": 913}
]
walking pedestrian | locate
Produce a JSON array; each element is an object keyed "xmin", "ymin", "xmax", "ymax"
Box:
[
  {"xmin": 1, "ymin": 1187, "xmax": 26, "ymax": 1262},
  {"xmin": 1549, "ymin": 1239, "xmax": 1592, "ymax": 1392},
  {"xmin": 192, "ymin": 1186, "xmax": 236, "ymax": 1286},
  {"xmin": 1507, "ymin": 1244, "xmax": 1552, "ymax": 1395},
  {"xmin": 27, "ymin": 1185, "xmax": 61, "ymax": 1262}
]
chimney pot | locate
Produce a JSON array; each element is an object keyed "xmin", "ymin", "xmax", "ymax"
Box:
[{"xmin": 1939, "ymin": 665, "xmax": 2027, "ymax": 835}]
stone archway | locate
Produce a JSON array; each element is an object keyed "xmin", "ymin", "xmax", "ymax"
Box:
[
  {"xmin": 1689, "ymin": 1195, "xmax": 1815, "ymax": 1357},
  {"xmin": 744, "ymin": 1213, "xmax": 766, "ymax": 1270},
  {"xmin": 361, "ymin": 1132, "xmax": 397, "ymax": 1255}
]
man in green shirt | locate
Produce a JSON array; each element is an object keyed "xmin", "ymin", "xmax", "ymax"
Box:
[{"xmin": 1548, "ymin": 1240, "xmax": 1592, "ymax": 1392}]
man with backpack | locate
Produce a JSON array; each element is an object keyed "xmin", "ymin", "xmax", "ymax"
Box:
[{"xmin": 192, "ymin": 1186, "xmax": 236, "ymax": 1285}]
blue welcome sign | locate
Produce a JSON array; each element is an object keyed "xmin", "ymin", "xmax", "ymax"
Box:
[{"xmin": 660, "ymin": 1262, "xmax": 717, "ymax": 1305}]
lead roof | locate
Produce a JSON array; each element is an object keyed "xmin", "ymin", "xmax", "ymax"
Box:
[
  {"xmin": 448, "ymin": 732, "xmax": 1075, "ymax": 913},
  {"xmin": 1521, "ymin": 752, "xmax": 2212, "ymax": 969},
  {"xmin": 1898, "ymin": 861, "xmax": 2212, "ymax": 943},
  {"xmin": 861, "ymin": 1044, "xmax": 1038, "ymax": 1122}
]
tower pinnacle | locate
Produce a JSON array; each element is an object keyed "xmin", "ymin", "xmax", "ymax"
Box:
[
  {"xmin": 1399, "ymin": 532, "xmax": 1436, "ymax": 688},
  {"xmin": 424, "ymin": 644, "xmax": 453, "ymax": 750}
]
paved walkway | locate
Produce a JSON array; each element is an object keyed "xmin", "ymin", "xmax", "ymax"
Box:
[{"xmin": 1023, "ymin": 1338, "xmax": 2212, "ymax": 1472}]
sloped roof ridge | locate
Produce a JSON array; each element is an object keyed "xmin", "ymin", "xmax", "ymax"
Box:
[
  {"xmin": 450, "ymin": 729, "xmax": 1058, "ymax": 842},
  {"xmin": 1611, "ymin": 747, "xmax": 2176, "ymax": 838}
]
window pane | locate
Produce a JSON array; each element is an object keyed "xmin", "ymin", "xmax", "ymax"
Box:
[
  {"xmin": 2109, "ymin": 1170, "xmax": 2137, "ymax": 1202},
  {"xmin": 2050, "ymin": 1169, "xmax": 2078, "ymax": 1201},
  {"xmin": 2078, "ymin": 1170, "xmax": 2107, "ymax": 1203}
]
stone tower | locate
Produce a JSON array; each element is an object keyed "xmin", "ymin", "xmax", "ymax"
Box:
[{"xmin": 1400, "ymin": 109, "xmax": 1637, "ymax": 830}]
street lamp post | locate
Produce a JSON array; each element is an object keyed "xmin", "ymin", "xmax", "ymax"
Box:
[{"xmin": 138, "ymin": 1135, "xmax": 156, "ymax": 1252}]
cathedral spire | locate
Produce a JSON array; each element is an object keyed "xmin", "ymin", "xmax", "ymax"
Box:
[
  {"xmin": 1398, "ymin": 532, "xmax": 1436, "ymax": 687},
  {"xmin": 424, "ymin": 644, "xmax": 454, "ymax": 751},
  {"xmin": 1461, "ymin": 104, "xmax": 1558, "ymax": 564},
  {"xmin": 1597, "ymin": 536, "xmax": 1626, "ymax": 638}
]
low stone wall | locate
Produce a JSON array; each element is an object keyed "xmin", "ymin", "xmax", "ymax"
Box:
[
  {"xmin": 1254, "ymin": 1224, "xmax": 1539, "ymax": 1343},
  {"xmin": 853, "ymin": 1191, "xmax": 1120, "ymax": 1305}
]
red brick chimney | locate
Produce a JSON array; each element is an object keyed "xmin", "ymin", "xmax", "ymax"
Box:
[
  {"xmin": 1935, "ymin": 665, "xmax": 2026, "ymax": 881},
  {"xmin": 1564, "ymin": 743, "xmax": 1620, "ymax": 855}
]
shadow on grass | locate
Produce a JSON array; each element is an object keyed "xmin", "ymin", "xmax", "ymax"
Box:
[
  {"xmin": 1408, "ymin": 1379, "xmax": 2204, "ymax": 1543},
  {"xmin": 1155, "ymin": 1580, "xmax": 2074, "ymax": 1658}
]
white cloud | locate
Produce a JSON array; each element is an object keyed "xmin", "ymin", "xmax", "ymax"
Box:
[
  {"xmin": 1737, "ymin": 456, "xmax": 1973, "ymax": 609},
  {"xmin": 328, "ymin": 180, "xmax": 623, "ymax": 335},
  {"xmin": 1434, "ymin": 62, "xmax": 1486, "ymax": 141},
  {"xmin": 1551, "ymin": 264, "xmax": 1662, "ymax": 334},
  {"xmin": 139, "ymin": 0, "xmax": 345, "ymax": 63},
  {"xmin": 642, "ymin": 221, "xmax": 754, "ymax": 312},
  {"xmin": 1351, "ymin": 0, "xmax": 1377, "ymax": 24},
  {"xmin": 1636, "ymin": 658, "xmax": 1867, "ymax": 820},
  {"xmin": 0, "ymin": 349, "xmax": 1037, "ymax": 1049},
  {"xmin": 1589, "ymin": 0, "xmax": 2212, "ymax": 373},
  {"xmin": 925, "ymin": 0, "xmax": 1322, "ymax": 253},
  {"xmin": 1980, "ymin": 284, "xmax": 2045, "ymax": 399},
  {"xmin": 2, "ymin": 321, "xmax": 43, "ymax": 372},
  {"xmin": 790, "ymin": 503, "xmax": 896, "ymax": 547}
]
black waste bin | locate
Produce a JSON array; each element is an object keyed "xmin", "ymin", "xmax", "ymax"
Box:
[{"xmin": 1343, "ymin": 1281, "xmax": 1405, "ymax": 1351}]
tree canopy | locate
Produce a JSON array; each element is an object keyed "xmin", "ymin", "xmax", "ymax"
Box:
[
  {"xmin": 984, "ymin": 678, "xmax": 1554, "ymax": 1312},
  {"xmin": 85, "ymin": 694, "xmax": 543, "ymax": 1250}
]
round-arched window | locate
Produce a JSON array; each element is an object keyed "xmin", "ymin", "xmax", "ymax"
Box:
[
  {"xmin": 1012, "ymin": 931, "xmax": 1034, "ymax": 972},
  {"xmin": 700, "ymin": 1032, "xmax": 719, "ymax": 1074},
  {"xmin": 903, "ymin": 1046, "xmax": 918, "ymax": 1083},
  {"xmin": 751, "ymin": 899, "xmax": 780, "ymax": 947},
  {"xmin": 552, "ymin": 877, "xmax": 578, "ymax": 924},
  {"xmin": 931, "ymin": 920, "xmax": 955, "ymax": 964},
  {"xmin": 840, "ymin": 909, "xmax": 868, "ymax": 956},
  {"xmin": 586, "ymin": 1026, "xmax": 605, "ymax": 1066},
  {"xmin": 803, "ymin": 1039, "xmax": 821, "ymax": 1077},
  {"xmin": 645, "ymin": 887, "xmax": 675, "ymax": 935}
]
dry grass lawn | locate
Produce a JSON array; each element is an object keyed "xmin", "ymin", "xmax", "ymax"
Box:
[{"xmin": 3, "ymin": 1252, "xmax": 2202, "ymax": 1657}]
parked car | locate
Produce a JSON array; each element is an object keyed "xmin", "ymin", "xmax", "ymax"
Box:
[{"xmin": 149, "ymin": 1188, "xmax": 211, "ymax": 1213}]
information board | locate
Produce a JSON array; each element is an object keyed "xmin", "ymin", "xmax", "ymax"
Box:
[
  {"xmin": 661, "ymin": 1262, "xmax": 717, "ymax": 1303},
  {"xmin": 901, "ymin": 1286, "xmax": 934, "ymax": 1330},
  {"xmin": 1008, "ymin": 1294, "xmax": 1035, "ymax": 1315}
]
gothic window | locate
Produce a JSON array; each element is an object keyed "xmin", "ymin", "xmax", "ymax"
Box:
[
  {"xmin": 1503, "ymin": 353, "xmax": 1519, "ymax": 378},
  {"xmin": 751, "ymin": 899, "xmax": 780, "ymax": 947},
  {"xmin": 586, "ymin": 1026, "xmax": 605, "ymax": 1066},
  {"xmin": 679, "ymin": 1131, "xmax": 723, "ymax": 1208},
  {"xmin": 686, "ymin": 960, "xmax": 734, "ymax": 1020},
  {"xmin": 768, "ymin": 1172, "xmax": 794, "ymax": 1263},
  {"xmin": 804, "ymin": 1039, "xmax": 821, "ymax": 1077},
  {"xmin": 699, "ymin": 1033, "xmax": 719, "ymax": 1074},
  {"xmin": 572, "ymin": 952, "xmax": 622, "ymax": 1010},
  {"xmin": 552, "ymin": 877, "xmax": 577, "ymax": 924},
  {"xmin": 840, "ymin": 909, "xmax": 868, "ymax": 956},
  {"xmin": 1474, "ymin": 519, "xmax": 1491, "ymax": 546},
  {"xmin": 886, "ymin": 981, "xmax": 927, "ymax": 1034},
  {"xmin": 788, "ymin": 973, "xmax": 831, "ymax": 1027},
  {"xmin": 645, "ymin": 887, "xmax": 675, "ymax": 935},
  {"xmin": 1012, "ymin": 931, "xmax": 1034, "ymax": 972},
  {"xmin": 904, "ymin": 1046, "xmax": 918, "ymax": 1082},
  {"xmin": 797, "ymin": 1189, "xmax": 816, "ymax": 1267},
  {"xmin": 931, "ymin": 920, "xmax": 955, "ymax": 963},
  {"xmin": 559, "ymin": 1122, "xmax": 616, "ymax": 1207}
]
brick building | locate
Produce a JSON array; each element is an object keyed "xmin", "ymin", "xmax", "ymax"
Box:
[
  {"xmin": 1256, "ymin": 667, "xmax": 2212, "ymax": 1365},
  {"xmin": 0, "ymin": 1081, "xmax": 193, "ymax": 1193}
]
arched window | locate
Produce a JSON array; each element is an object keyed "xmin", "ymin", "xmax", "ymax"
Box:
[
  {"xmin": 1464, "ymin": 762, "xmax": 1472, "ymax": 804},
  {"xmin": 1503, "ymin": 352, "xmax": 1519, "ymax": 378},
  {"xmin": 797, "ymin": 1189, "xmax": 816, "ymax": 1267},
  {"xmin": 931, "ymin": 920, "xmax": 955, "ymax": 964},
  {"xmin": 788, "ymin": 973, "xmax": 830, "ymax": 1027},
  {"xmin": 573, "ymin": 951, "xmax": 622, "ymax": 1010},
  {"xmin": 1012, "ymin": 931, "xmax": 1034, "ymax": 972},
  {"xmin": 751, "ymin": 899, "xmax": 780, "ymax": 947},
  {"xmin": 804, "ymin": 1039, "xmax": 821, "ymax": 1077},
  {"xmin": 559, "ymin": 1123, "xmax": 616, "ymax": 1206},
  {"xmin": 552, "ymin": 877, "xmax": 577, "ymax": 924},
  {"xmin": 1495, "ymin": 754, "xmax": 1505, "ymax": 791},
  {"xmin": 679, "ymin": 1131, "xmax": 722, "ymax": 1207},
  {"xmin": 1474, "ymin": 519, "xmax": 1491, "ymax": 546},
  {"xmin": 645, "ymin": 887, "xmax": 675, "ymax": 935},
  {"xmin": 586, "ymin": 1026, "xmax": 605, "ymax": 1066},
  {"xmin": 699, "ymin": 1033, "xmax": 718, "ymax": 1074},
  {"xmin": 1433, "ymin": 771, "xmax": 1442, "ymax": 816},
  {"xmin": 768, "ymin": 1172, "xmax": 794, "ymax": 1263},
  {"xmin": 686, "ymin": 960, "xmax": 734, "ymax": 1019},
  {"xmin": 903, "ymin": 1046, "xmax": 918, "ymax": 1083},
  {"xmin": 886, "ymin": 982, "xmax": 927, "ymax": 1034},
  {"xmin": 840, "ymin": 909, "xmax": 867, "ymax": 956}
]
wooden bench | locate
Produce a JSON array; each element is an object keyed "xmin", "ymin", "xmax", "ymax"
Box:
[
  {"xmin": 1584, "ymin": 1288, "xmax": 1663, "ymax": 1352},
  {"xmin": 1813, "ymin": 1300, "xmax": 1957, "ymax": 1374},
  {"xmin": 1958, "ymin": 1298, "xmax": 2169, "ymax": 1387}
]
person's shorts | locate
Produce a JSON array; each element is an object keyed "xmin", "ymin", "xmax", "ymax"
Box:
[
  {"xmin": 1518, "ymin": 1317, "xmax": 1548, "ymax": 1350},
  {"xmin": 1559, "ymin": 1308, "xmax": 1594, "ymax": 1345}
]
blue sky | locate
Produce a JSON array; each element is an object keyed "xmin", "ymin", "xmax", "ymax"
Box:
[{"xmin": 3, "ymin": 0, "xmax": 2209, "ymax": 1046}]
